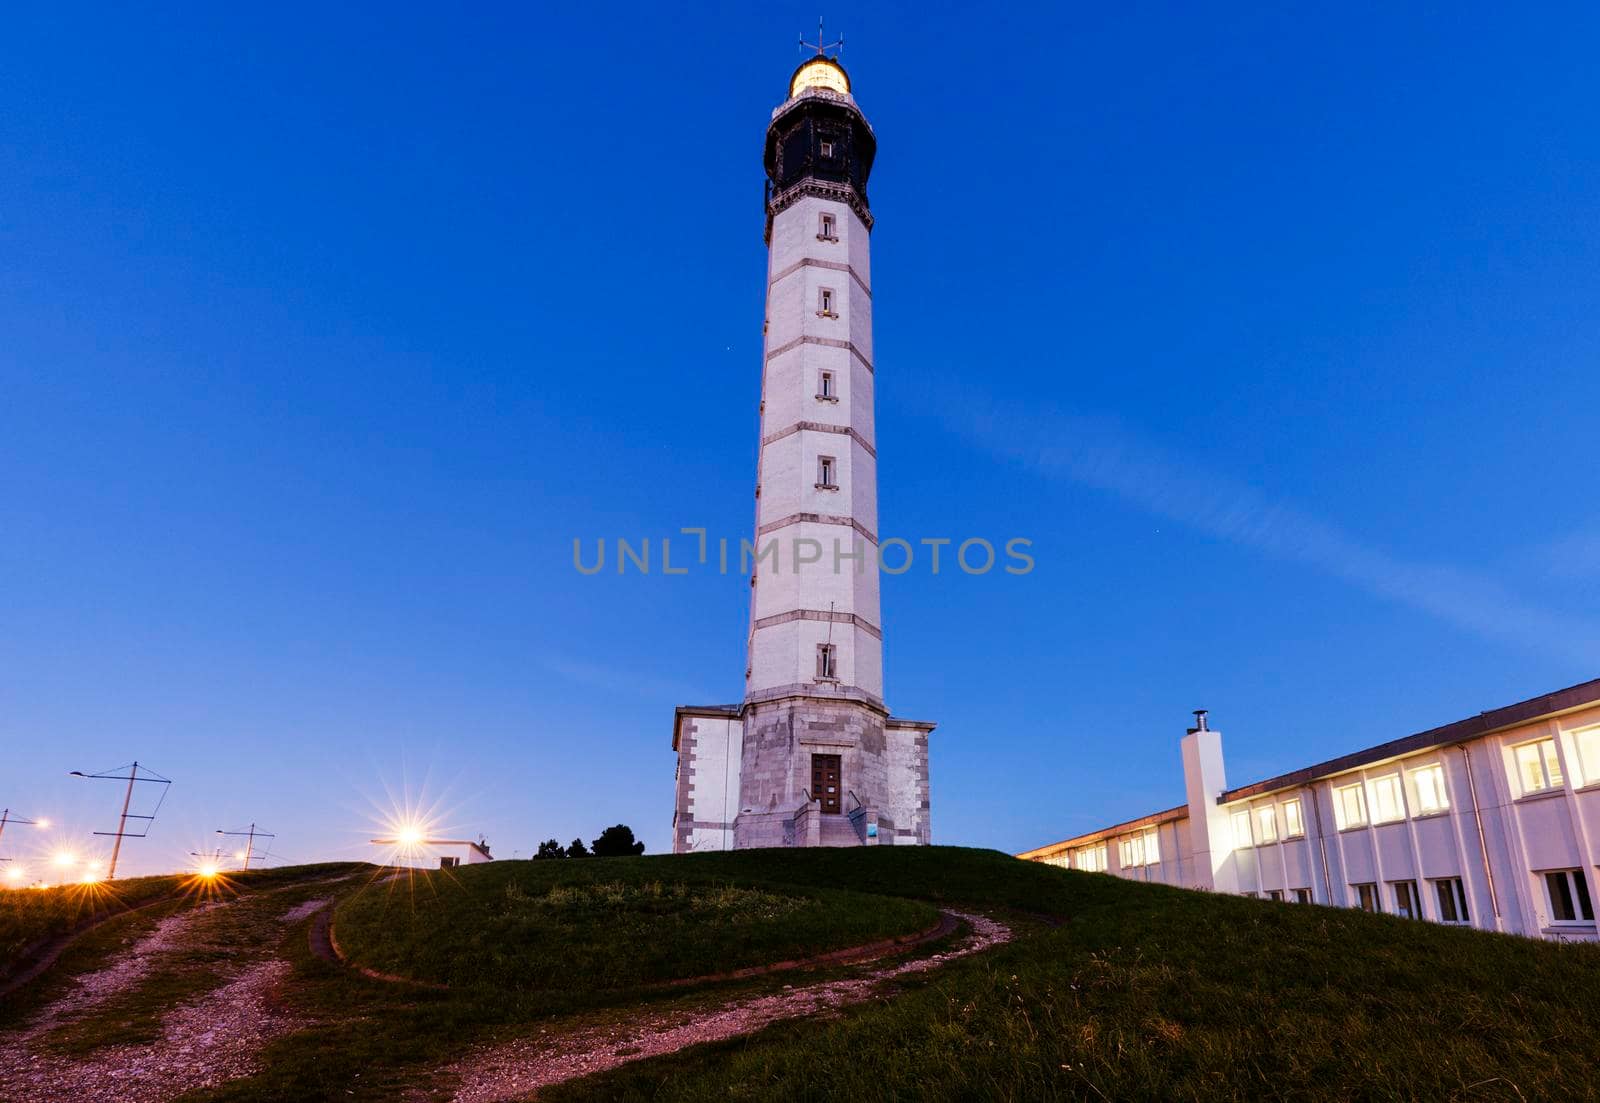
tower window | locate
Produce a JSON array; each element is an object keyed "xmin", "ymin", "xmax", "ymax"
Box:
[
  {"xmin": 816, "ymin": 645, "xmax": 837, "ymax": 682},
  {"xmin": 817, "ymin": 287, "xmax": 837, "ymax": 317},
  {"xmin": 818, "ymin": 213, "xmax": 837, "ymax": 241},
  {"xmin": 818, "ymin": 370, "xmax": 836, "ymax": 399},
  {"xmin": 819, "ymin": 139, "xmax": 835, "ymax": 158},
  {"xmin": 816, "ymin": 456, "xmax": 837, "ymax": 488}
]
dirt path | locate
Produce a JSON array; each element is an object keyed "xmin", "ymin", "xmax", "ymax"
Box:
[
  {"xmin": 440, "ymin": 910, "xmax": 1012, "ymax": 1103},
  {"xmin": 0, "ymin": 887, "xmax": 342, "ymax": 1103}
]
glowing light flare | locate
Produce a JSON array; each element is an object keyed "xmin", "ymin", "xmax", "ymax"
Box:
[
  {"xmin": 52, "ymin": 850, "xmax": 78, "ymax": 869},
  {"xmin": 362, "ymin": 775, "xmax": 463, "ymax": 871},
  {"xmin": 4, "ymin": 866, "xmax": 24, "ymax": 884}
]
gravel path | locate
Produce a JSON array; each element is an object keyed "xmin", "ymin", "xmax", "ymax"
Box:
[
  {"xmin": 443, "ymin": 910, "xmax": 1012, "ymax": 1103},
  {"xmin": 0, "ymin": 896, "xmax": 333, "ymax": 1103}
]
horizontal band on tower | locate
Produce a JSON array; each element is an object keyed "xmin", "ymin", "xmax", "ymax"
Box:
[
  {"xmin": 760, "ymin": 420, "xmax": 876, "ymax": 458},
  {"xmin": 756, "ymin": 512, "xmax": 878, "ymax": 544},
  {"xmin": 767, "ymin": 179, "xmax": 874, "ymax": 233},
  {"xmin": 769, "ymin": 256, "xmax": 872, "ymax": 299},
  {"xmin": 764, "ymin": 335, "xmax": 874, "ymax": 374},
  {"xmin": 752, "ymin": 608, "xmax": 883, "ymax": 639}
]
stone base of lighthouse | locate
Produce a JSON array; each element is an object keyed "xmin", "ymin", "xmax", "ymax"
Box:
[{"xmin": 671, "ymin": 694, "xmax": 932, "ymax": 853}]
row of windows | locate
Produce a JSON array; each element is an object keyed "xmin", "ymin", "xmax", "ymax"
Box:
[
  {"xmin": 1330, "ymin": 764, "xmax": 1449, "ymax": 830},
  {"xmin": 1228, "ymin": 727, "xmax": 1600, "ymax": 849},
  {"xmin": 1349, "ymin": 877, "xmax": 1470, "ymax": 922},
  {"xmin": 1076, "ymin": 843, "xmax": 1108, "ymax": 872},
  {"xmin": 1351, "ymin": 870, "xmax": 1595, "ymax": 927},
  {"xmin": 1232, "ymin": 797, "xmax": 1307, "ymax": 848},
  {"xmin": 1117, "ymin": 828, "xmax": 1160, "ymax": 868},
  {"xmin": 1244, "ymin": 887, "xmax": 1314, "ymax": 904},
  {"xmin": 1044, "ymin": 832, "xmax": 1161, "ymax": 873}
]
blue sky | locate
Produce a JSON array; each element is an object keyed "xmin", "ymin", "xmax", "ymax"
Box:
[{"xmin": 2, "ymin": 4, "xmax": 1597, "ymax": 876}]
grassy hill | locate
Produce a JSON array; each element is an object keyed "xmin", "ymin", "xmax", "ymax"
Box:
[
  {"xmin": 0, "ymin": 863, "xmax": 364, "ymax": 975},
  {"xmin": 12, "ymin": 847, "xmax": 1599, "ymax": 1101},
  {"xmin": 538, "ymin": 847, "xmax": 1600, "ymax": 1101},
  {"xmin": 334, "ymin": 858, "xmax": 938, "ymax": 991}
]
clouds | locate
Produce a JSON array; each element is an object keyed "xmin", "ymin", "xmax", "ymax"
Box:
[{"xmin": 944, "ymin": 392, "xmax": 1600, "ymax": 665}]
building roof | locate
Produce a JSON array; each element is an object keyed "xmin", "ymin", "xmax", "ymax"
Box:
[
  {"xmin": 1015, "ymin": 804, "xmax": 1188, "ymax": 862},
  {"xmin": 670, "ymin": 703, "xmax": 741, "ymax": 751},
  {"xmin": 1017, "ymin": 675, "xmax": 1600, "ymax": 860},
  {"xmin": 1219, "ymin": 675, "xmax": 1600, "ymax": 804}
]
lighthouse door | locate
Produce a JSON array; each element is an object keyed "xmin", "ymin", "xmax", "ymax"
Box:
[{"xmin": 811, "ymin": 754, "xmax": 842, "ymax": 814}]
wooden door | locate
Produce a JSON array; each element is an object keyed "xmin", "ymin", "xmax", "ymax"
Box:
[{"xmin": 811, "ymin": 754, "xmax": 842, "ymax": 814}]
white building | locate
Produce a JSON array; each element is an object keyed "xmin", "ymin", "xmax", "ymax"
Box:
[
  {"xmin": 671, "ymin": 51, "xmax": 934, "ymax": 853},
  {"xmin": 1020, "ymin": 678, "xmax": 1600, "ymax": 942}
]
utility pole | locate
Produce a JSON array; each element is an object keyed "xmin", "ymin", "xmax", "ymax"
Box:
[
  {"xmin": 217, "ymin": 824, "xmax": 275, "ymax": 870},
  {"xmin": 69, "ymin": 762, "xmax": 173, "ymax": 880},
  {"xmin": 0, "ymin": 808, "xmax": 46, "ymax": 849}
]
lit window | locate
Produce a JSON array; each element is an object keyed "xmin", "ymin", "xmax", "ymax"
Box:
[
  {"xmin": 816, "ymin": 643, "xmax": 837, "ymax": 681},
  {"xmin": 1353, "ymin": 882, "xmax": 1379, "ymax": 913},
  {"xmin": 819, "ymin": 138, "xmax": 835, "ymax": 158},
  {"xmin": 1283, "ymin": 798, "xmax": 1304, "ymax": 838},
  {"xmin": 1293, "ymin": 888, "xmax": 1312, "ymax": 904},
  {"xmin": 1117, "ymin": 828, "xmax": 1159, "ymax": 868},
  {"xmin": 1231, "ymin": 810, "xmax": 1252, "ymax": 850},
  {"xmin": 816, "ymin": 456, "xmax": 836, "ymax": 488},
  {"xmin": 1412, "ymin": 763, "xmax": 1449, "ymax": 814},
  {"xmin": 1369, "ymin": 774, "xmax": 1405, "ymax": 824},
  {"xmin": 819, "ymin": 370, "xmax": 835, "ymax": 399},
  {"xmin": 1333, "ymin": 783, "xmax": 1367, "ymax": 830},
  {"xmin": 1077, "ymin": 844, "xmax": 1107, "ymax": 873},
  {"xmin": 818, "ymin": 212, "xmax": 837, "ymax": 240},
  {"xmin": 1513, "ymin": 738, "xmax": 1563, "ymax": 794},
  {"xmin": 1433, "ymin": 877, "xmax": 1469, "ymax": 924},
  {"xmin": 1573, "ymin": 726, "xmax": 1600, "ymax": 787},
  {"xmin": 818, "ymin": 287, "xmax": 836, "ymax": 315},
  {"xmin": 1256, "ymin": 806, "xmax": 1277, "ymax": 844},
  {"xmin": 1544, "ymin": 869, "xmax": 1595, "ymax": 924},
  {"xmin": 1392, "ymin": 880, "xmax": 1419, "ymax": 918}
]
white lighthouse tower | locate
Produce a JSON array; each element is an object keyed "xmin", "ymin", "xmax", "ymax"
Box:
[{"xmin": 671, "ymin": 45, "xmax": 935, "ymax": 852}]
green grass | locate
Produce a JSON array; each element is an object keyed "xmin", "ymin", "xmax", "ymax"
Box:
[
  {"xmin": 0, "ymin": 862, "xmax": 365, "ymax": 975},
  {"xmin": 40, "ymin": 873, "xmax": 358, "ymax": 1054},
  {"xmin": 333, "ymin": 858, "xmax": 939, "ymax": 991},
  {"xmin": 539, "ymin": 848, "xmax": 1600, "ymax": 1102},
  {"xmin": 0, "ymin": 873, "xmax": 191, "ymax": 971},
  {"xmin": 15, "ymin": 848, "xmax": 1597, "ymax": 1102}
]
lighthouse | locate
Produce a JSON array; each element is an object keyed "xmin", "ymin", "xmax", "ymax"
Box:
[{"xmin": 671, "ymin": 45, "xmax": 935, "ymax": 852}]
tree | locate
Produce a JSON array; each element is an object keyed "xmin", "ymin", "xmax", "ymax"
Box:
[
  {"xmin": 591, "ymin": 824, "xmax": 645, "ymax": 858},
  {"xmin": 566, "ymin": 837, "xmax": 591, "ymax": 859},
  {"xmin": 534, "ymin": 838, "xmax": 566, "ymax": 860}
]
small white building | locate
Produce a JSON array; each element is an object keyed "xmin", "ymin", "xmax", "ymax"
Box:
[{"xmin": 1020, "ymin": 678, "xmax": 1600, "ymax": 942}]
